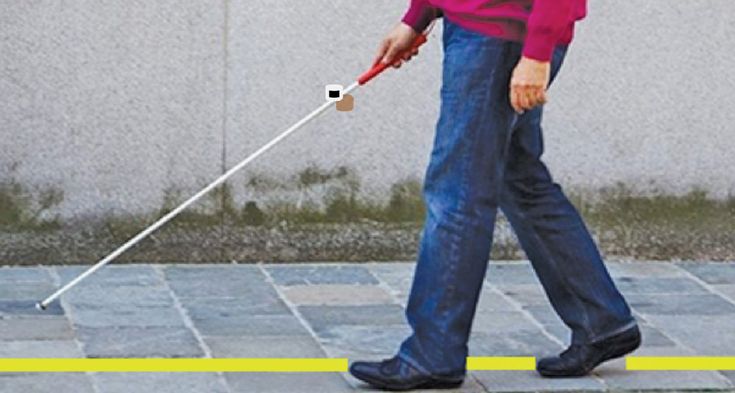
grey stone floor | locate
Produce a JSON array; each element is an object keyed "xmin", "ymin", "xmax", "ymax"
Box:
[{"xmin": 2, "ymin": 261, "xmax": 735, "ymax": 392}]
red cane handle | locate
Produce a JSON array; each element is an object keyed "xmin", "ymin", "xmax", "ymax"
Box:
[{"xmin": 358, "ymin": 34, "xmax": 428, "ymax": 86}]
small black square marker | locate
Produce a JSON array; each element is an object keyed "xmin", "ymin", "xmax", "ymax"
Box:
[{"xmin": 328, "ymin": 90, "xmax": 341, "ymax": 98}]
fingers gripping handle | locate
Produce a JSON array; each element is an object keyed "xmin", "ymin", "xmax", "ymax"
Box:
[{"xmin": 357, "ymin": 34, "xmax": 428, "ymax": 86}]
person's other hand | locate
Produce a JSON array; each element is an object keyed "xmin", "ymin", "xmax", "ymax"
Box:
[
  {"xmin": 374, "ymin": 23, "xmax": 420, "ymax": 69},
  {"xmin": 510, "ymin": 56, "xmax": 551, "ymax": 114}
]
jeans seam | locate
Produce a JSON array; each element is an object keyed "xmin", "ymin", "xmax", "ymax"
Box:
[{"xmin": 425, "ymin": 30, "xmax": 501, "ymax": 372}]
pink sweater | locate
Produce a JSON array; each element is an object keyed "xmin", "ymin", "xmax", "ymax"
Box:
[{"xmin": 402, "ymin": 0, "xmax": 587, "ymax": 61}]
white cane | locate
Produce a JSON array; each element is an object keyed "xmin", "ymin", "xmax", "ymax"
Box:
[{"xmin": 36, "ymin": 34, "xmax": 429, "ymax": 311}]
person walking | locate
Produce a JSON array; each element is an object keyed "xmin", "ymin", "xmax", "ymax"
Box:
[{"xmin": 349, "ymin": 0, "xmax": 641, "ymax": 390}]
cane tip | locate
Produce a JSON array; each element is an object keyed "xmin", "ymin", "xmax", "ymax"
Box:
[{"xmin": 35, "ymin": 302, "xmax": 47, "ymax": 311}]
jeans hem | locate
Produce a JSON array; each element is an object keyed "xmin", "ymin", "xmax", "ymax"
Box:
[{"xmin": 587, "ymin": 319, "xmax": 638, "ymax": 344}]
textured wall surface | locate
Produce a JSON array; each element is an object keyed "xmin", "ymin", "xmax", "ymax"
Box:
[
  {"xmin": 0, "ymin": 1, "xmax": 226, "ymax": 219},
  {"xmin": 1, "ymin": 0, "xmax": 734, "ymax": 220},
  {"xmin": 548, "ymin": 0, "xmax": 735, "ymax": 197}
]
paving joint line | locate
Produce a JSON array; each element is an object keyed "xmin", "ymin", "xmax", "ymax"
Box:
[
  {"xmin": 154, "ymin": 265, "xmax": 233, "ymax": 393},
  {"xmin": 46, "ymin": 266, "xmax": 102, "ymax": 393},
  {"xmin": 673, "ymin": 263, "xmax": 735, "ymax": 307},
  {"xmin": 629, "ymin": 309, "xmax": 681, "ymax": 351},
  {"xmin": 488, "ymin": 283, "xmax": 564, "ymax": 348},
  {"xmin": 365, "ymin": 262, "xmax": 409, "ymax": 307},
  {"xmin": 257, "ymin": 263, "xmax": 336, "ymax": 357}
]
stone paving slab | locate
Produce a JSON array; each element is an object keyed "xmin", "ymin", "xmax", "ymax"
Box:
[
  {"xmin": 0, "ymin": 318, "xmax": 74, "ymax": 340},
  {"xmin": 298, "ymin": 305, "xmax": 407, "ymax": 335},
  {"xmin": 1, "ymin": 261, "xmax": 735, "ymax": 392},
  {"xmin": 0, "ymin": 373, "xmax": 96, "ymax": 393},
  {"xmin": 61, "ymin": 285, "xmax": 175, "ymax": 307},
  {"xmin": 474, "ymin": 286, "xmax": 518, "ymax": 313},
  {"xmin": 0, "ymin": 300, "xmax": 64, "ymax": 316},
  {"xmin": 485, "ymin": 262, "xmax": 542, "ymax": 286},
  {"xmin": 472, "ymin": 369, "xmax": 608, "ymax": 392},
  {"xmin": 721, "ymin": 370, "xmax": 735, "ymax": 386},
  {"xmin": 0, "ymin": 267, "xmax": 53, "ymax": 283},
  {"xmin": 0, "ymin": 281, "xmax": 59, "ymax": 301},
  {"xmin": 634, "ymin": 322, "xmax": 677, "ymax": 348},
  {"xmin": 347, "ymin": 372, "xmax": 489, "ymax": 393},
  {"xmin": 224, "ymin": 372, "xmax": 353, "ymax": 393},
  {"xmin": 265, "ymin": 265, "xmax": 379, "ymax": 286},
  {"xmin": 626, "ymin": 293, "xmax": 735, "ymax": 316},
  {"xmin": 469, "ymin": 329, "xmax": 562, "ymax": 358},
  {"xmin": 677, "ymin": 262, "xmax": 735, "ymax": 285},
  {"xmin": 616, "ymin": 276, "xmax": 710, "ymax": 295},
  {"xmin": 164, "ymin": 265, "xmax": 274, "ymax": 299},
  {"xmin": 471, "ymin": 311, "xmax": 540, "ymax": 335},
  {"xmin": 642, "ymin": 315, "xmax": 735, "ymax": 356},
  {"xmin": 318, "ymin": 325, "xmax": 412, "ymax": 356},
  {"xmin": 92, "ymin": 373, "xmax": 229, "ymax": 393},
  {"xmin": 55, "ymin": 266, "xmax": 162, "ymax": 287},
  {"xmin": 495, "ymin": 284, "xmax": 550, "ymax": 307},
  {"xmin": 364, "ymin": 263, "xmax": 418, "ymax": 305},
  {"xmin": 76, "ymin": 326, "xmax": 205, "ymax": 358},
  {"xmin": 714, "ymin": 284, "xmax": 735, "ymax": 302},
  {"xmin": 281, "ymin": 284, "xmax": 395, "ymax": 306},
  {"xmin": 607, "ymin": 261, "xmax": 689, "ymax": 278},
  {"xmin": 205, "ymin": 336, "xmax": 327, "ymax": 358},
  {"xmin": 191, "ymin": 314, "xmax": 310, "ymax": 337},
  {"xmin": 66, "ymin": 303, "xmax": 185, "ymax": 328},
  {"xmin": 0, "ymin": 340, "xmax": 84, "ymax": 358},
  {"xmin": 178, "ymin": 296, "xmax": 292, "ymax": 319}
]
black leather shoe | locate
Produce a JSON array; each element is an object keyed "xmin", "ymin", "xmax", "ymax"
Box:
[
  {"xmin": 537, "ymin": 325, "xmax": 641, "ymax": 377},
  {"xmin": 349, "ymin": 356, "xmax": 464, "ymax": 391}
]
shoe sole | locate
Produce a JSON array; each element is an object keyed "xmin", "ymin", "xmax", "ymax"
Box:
[
  {"xmin": 350, "ymin": 369, "xmax": 463, "ymax": 391},
  {"xmin": 538, "ymin": 333, "xmax": 642, "ymax": 378}
]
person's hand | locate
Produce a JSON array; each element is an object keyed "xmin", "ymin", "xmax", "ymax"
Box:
[
  {"xmin": 510, "ymin": 56, "xmax": 551, "ymax": 114},
  {"xmin": 374, "ymin": 23, "xmax": 420, "ymax": 69}
]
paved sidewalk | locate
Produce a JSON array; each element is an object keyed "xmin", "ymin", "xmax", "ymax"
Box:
[{"xmin": 2, "ymin": 261, "xmax": 735, "ymax": 392}]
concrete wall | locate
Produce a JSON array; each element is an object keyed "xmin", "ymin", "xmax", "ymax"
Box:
[{"xmin": 2, "ymin": 0, "xmax": 734, "ymax": 221}]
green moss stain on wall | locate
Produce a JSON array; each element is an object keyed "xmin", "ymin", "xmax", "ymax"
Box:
[
  {"xmin": 0, "ymin": 181, "xmax": 63, "ymax": 231},
  {"xmin": 569, "ymin": 184, "xmax": 735, "ymax": 259},
  {"xmin": 7, "ymin": 168, "xmax": 733, "ymax": 232},
  {"xmin": 386, "ymin": 180, "xmax": 425, "ymax": 223},
  {"xmin": 237, "ymin": 166, "xmax": 425, "ymax": 225},
  {"xmin": 570, "ymin": 184, "xmax": 735, "ymax": 233},
  {"xmin": 3, "ymin": 168, "xmax": 735, "ymax": 263},
  {"xmin": 96, "ymin": 166, "xmax": 426, "ymax": 237}
]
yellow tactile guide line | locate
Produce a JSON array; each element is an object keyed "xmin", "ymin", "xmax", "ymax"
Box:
[{"xmin": 1, "ymin": 357, "xmax": 735, "ymax": 372}]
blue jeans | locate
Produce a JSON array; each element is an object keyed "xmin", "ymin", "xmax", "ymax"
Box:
[{"xmin": 398, "ymin": 20, "xmax": 636, "ymax": 375}]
